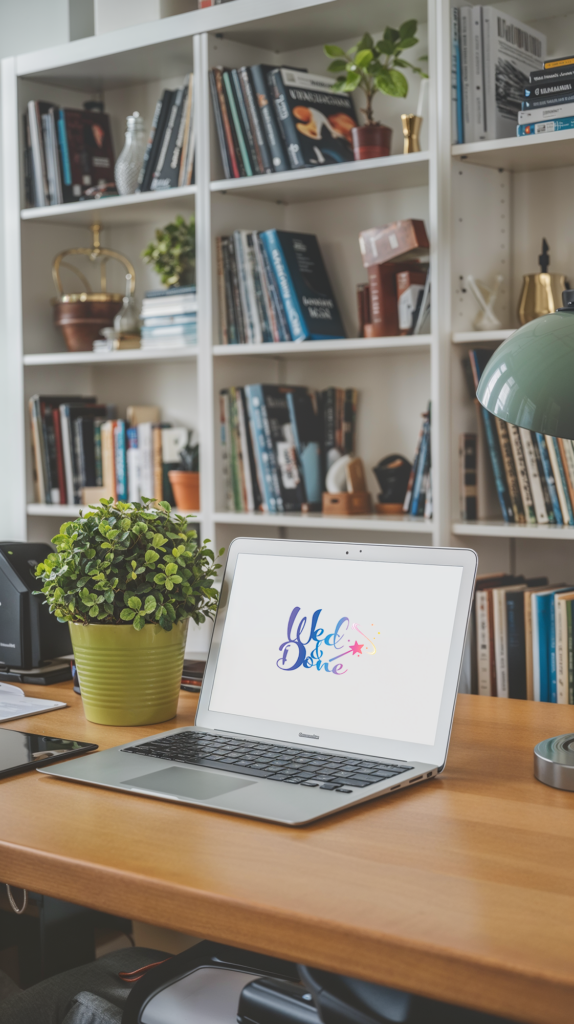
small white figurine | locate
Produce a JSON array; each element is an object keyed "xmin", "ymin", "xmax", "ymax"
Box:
[{"xmin": 466, "ymin": 274, "xmax": 503, "ymax": 331}]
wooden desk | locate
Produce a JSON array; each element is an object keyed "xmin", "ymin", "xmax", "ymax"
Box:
[{"xmin": 1, "ymin": 688, "xmax": 574, "ymax": 1024}]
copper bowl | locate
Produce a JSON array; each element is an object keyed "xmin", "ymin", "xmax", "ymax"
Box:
[{"xmin": 53, "ymin": 293, "xmax": 123, "ymax": 352}]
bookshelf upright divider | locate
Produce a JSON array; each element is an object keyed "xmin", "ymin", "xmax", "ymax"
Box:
[{"xmin": 5, "ymin": 0, "xmax": 574, "ymax": 635}]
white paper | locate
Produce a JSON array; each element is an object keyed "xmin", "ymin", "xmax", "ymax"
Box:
[{"xmin": 0, "ymin": 682, "xmax": 67, "ymax": 722}]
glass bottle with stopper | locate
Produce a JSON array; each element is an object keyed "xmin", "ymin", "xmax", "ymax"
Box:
[
  {"xmin": 115, "ymin": 112, "xmax": 147, "ymax": 196},
  {"xmin": 518, "ymin": 238, "xmax": 569, "ymax": 324}
]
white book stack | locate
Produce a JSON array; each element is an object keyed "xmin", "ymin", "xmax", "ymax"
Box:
[{"xmin": 140, "ymin": 287, "xmax": 198, "ymax": 349}]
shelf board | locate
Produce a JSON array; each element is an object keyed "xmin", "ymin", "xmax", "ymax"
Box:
[
  {"xmin": 452, "ymin": 130, "xmax": 574, "ymax": 173},
  {"xmin": 27, "ymin": 503, "xmax": 202, "ymax": 519},
  {"xmin": 213, "ymin": 336, "xmax": 432, "ymax": 358},
  {"xmin": 23, "ymin": 346, "xmax": 198, "ymax": 367},
  {"xmin": 452, "ymin": 521, "xmax": 574, "ymax": 541},
  {"xmin": 21, "ymin": 185, "xmax": 196, "ymax": 228},
  {"xmin": 211, "ymin": 152, "xmax": 429, "ymax": 205},
  {"xmin": 214, "ymin": 511, "xmax": 432, "ymax": 533},
  {"xmin": 452, "ymin": 330, "xmax": 514, "ymax": 344}
]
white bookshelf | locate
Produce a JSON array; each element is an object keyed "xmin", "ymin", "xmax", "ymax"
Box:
[{"xmin": 4, "ymin": 0, "xmax": 574, "ymax": 598}]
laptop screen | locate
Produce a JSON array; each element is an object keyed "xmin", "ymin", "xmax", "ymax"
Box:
[{"xmin": 208, "ymin": 553, "xmax": 463, "ymax": 748}]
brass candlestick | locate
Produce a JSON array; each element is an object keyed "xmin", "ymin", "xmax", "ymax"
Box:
[{"xmin": 401, "ymin": 114, "xmax": 422, "ymax": 154}]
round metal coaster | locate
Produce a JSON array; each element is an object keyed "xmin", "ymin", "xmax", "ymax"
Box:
[{"xmin": 534, "ymin": 734, "xmax": 574, "ymax": 791}]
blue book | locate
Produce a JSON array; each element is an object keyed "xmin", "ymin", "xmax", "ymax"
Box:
[
  {"xmin": 549, "ymin": 435, "xmax": 574, "ymax": 524},
  {"xmin": 410, "ymin": 417, "xmax": 430, "ymax": 517},
  {"xmin": 518, "ymin": 116, "xmax": 574, "ymax": 135},
  {"xmin": 532, "ymin": 588, "xmax": 572, "ymax": 701},
  {"xmin": 244, "ymin": 385, "xmax": 278, "ymax": 512},
  {"xmin": 452, "ymin": 7, "xmax": 464, "ymax": 143},
  {"xmin": 469, "ymin": 349, "xmax": 513, "ymax": 522},
  {"xmin": 56, "ymin": 108, "xmax": 72, "ymax": 198},
  {"xmin": 535, "ymin": 434, "xmax": 562, "ymax": 524},
  {"xmin": 260, "ymin": 229, "xmax": 346, "ymax": 342},
  {"xmin": 114, "ymin": 420, "xmax": 127, "ymax": 502}
]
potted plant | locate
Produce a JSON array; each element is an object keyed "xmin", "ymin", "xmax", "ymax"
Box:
[
  {"xmin": 142, "ymin": 214, "xmax": 196, "ymax": 288},
  {"xmin": 35, "ymin": 499, "xmax": 222, "ymax": 727},
  {"xmin": 324, "ymin": 21, "xmax": 427, "ymax": 160},
  {"xmin": 169, "ymin": 438, "xmax": 200, "ymax": 511}
]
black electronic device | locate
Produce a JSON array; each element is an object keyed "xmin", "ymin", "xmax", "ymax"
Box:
[
  {"xmin": 0, "ymin": 542, "xmax": 72, "ymax": 676},
  {"xmin": 0, "ymin": 729, "xmax": 97, "ymax": 779}
]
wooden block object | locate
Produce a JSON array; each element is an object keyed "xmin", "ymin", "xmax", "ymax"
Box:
[
  {"xmin": 322, "ymin": 491, "xmax": 372, "ymax": 515},
  {"xmin": 81, "ymin": 486, "xmax": 113, "ymax": 505},
  {"xmin": 359, "ymin": 219, "xmax": 430, "ymax": 268},
  {"xmin": 376, "ymin": 502, "xmax": 404, "ymax": 515}
]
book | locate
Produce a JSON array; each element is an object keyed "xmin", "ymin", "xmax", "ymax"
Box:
[
  {"xmin": 522, "ymin": 91, "xmax": 574, "ymax": 109},
  {"xmin": 518, "ymin": 99, "xmax": 574, "ymax": 125},
  {"xmin": 546, "ymin": 434, "xmax": 574, "ymax": 525},
  {"xmin": 250, "ymin": 64, "xmax": 289, "ymax": 172},
  {"xmin": 154, "ymin": 79, "xmax": 189, "ymax": 190},
  {"xmin": 211, "ymin": 68, "xmax": 241, "ymax": 178},
  {"xmin": 555, "ymin": 592, "xmax": 574, "ymax": 704},
  {"xmin": 27, "ymin": 100, "xmax": 53, "ymax": 206},
  {"xmin": 506, "ymin": 589, "xmax": 527, "ymax": 699},
  {"xmin": 459, "ymin": 433, "xmax": 477, "ymax": 520},
  {"xmin": 519, "ymin": 427, "xmax": 549, "ymax": 523},
  {"xmin": 494, "ymin": 418, "xmax": 524, "ymax": 522},
  {"xmin": 100, "ymin": 420, "xmax": 116, "ymax": 500},
  {"xmin": 452, "ymin": 6, "xmax": 463, "ymax": 143},
  {"xmin": 126, "ymin": 427, "xmax": 140, "ymax": 502},
  {"xmin": 518, "ymin": 116, "xmax": 574, "ymax": 136},
  {"xmin": 268, "ymin": 68, "xmax": 357, "ymax": 169},
  {"xmin": 261, "ymin": 386, "xmax": 306, "ymax": 512},
  {"xmin": 410, "ymin": 410, "xmax": 431, "ymax": 517},
  {"xmin": 114, "ymin": 420, "xmax": 128, "ymax": 501},
  {"xmin": 396, "ymin": 268, "xmax": 427, "ymax": 334},
  {"xmin": 244, "ymin": 385, "xmax": 279, "ymax": 512},
  {"xmin": 137, "ymin": 423, "xmax": 155, "ymax": 499},
  {"xmin": 178, "ymin": 74, "xmax": 195, "ymax": 187},
  {"xmin": 460, "ymin": 7, "xmax": 473, "ymax": 146},
  {"xmin": 0, "ymin": 682, "xmax": 67, "ymax": 724},
  {"xmin": 507, "ymin": 425, "xmax": 536, "ymax": 524},
  {"xmin": 559, "ymin": 437, "xmax": 574, "ymax": 513},
  {"xmin": 137, "ymin": 90, "xmax": 173, "ymax": 191},
  {"xmin": 530, "ymin": 64, "xmax": 574, "ymax": 83},
  {"xmin": 260, "ymin": 230, "xmax": 346, "ymax": 341},
  {"xmin": 62, "ymin": 108, "xmax": 115, "ymax": 198},
  {"xmin": 475, "ymin": 591, "xmax": 492, "ymax": 695},
  {"xmin": 469, "ymin": 5, "xmax": 486, "ymax": 141},
  {"xmin": 493, "ymin": 585, "xmax": 525, "ymax": 697},
  {"xmin": 481, "ymin": 7, "xmax": 546, "ymax": 140},
  {"xmin": 535, "ymin": 433, "xmax": 561, "ymax": 524},
  {"xmin": 150, "ymin": 87, "xmax": 184, "ymax": 191},
  {"xmin": 532, "ymin": 588, "xmax": 571, "ymax": 702},
  {"xmin": 468, "ymin": 350, "xmax": 513, "ymax": 521},
  {"xmin": 232, "ymin": 68, "xmax": 261, "ymax": 174},
  {"xmin": 223, "ymin": 70, "xmax": 252, "ymax": 176},
  {"xmin": 209, "ymin": 70, "xmax": 231, "ymax": 179},
  {"xmin": 286, "ymin": 388, "xmax": 322, "ymax": 508}
]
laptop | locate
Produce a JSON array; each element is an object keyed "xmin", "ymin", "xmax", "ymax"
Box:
[{"xmin": 39, "ymin": 538, "xmax": 477, "ymax": 826}]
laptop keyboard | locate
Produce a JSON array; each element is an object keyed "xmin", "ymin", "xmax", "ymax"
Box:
[{"xmin": 122, "ymin": 733, "xmax": 414, "ymax": 792}]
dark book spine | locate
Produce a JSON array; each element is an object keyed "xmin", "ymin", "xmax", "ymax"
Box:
[
  {"xmin": 258, "ymin": 238, "xmax": 290, "ymax": 341},
  {"xmin": 40, "ymin": 406, "xmax": 57, "ymax": 502},
  {"xmin": 244, "ymin": 385, "xmax": 277, "ymax": 512},
  {"xmin": 213, "ymin": 68, "xmax": 241, "ymax": 178},
  {"xmin": 495, "ymin": 418, "xmax": 525, "ymax": 522},
  {"xmin": 481, "ymin": 408, "xmax": 514, "ymax": 522},
  {"xmin": 73, "ymin": 418, "xmax": 85, "ymax": 499},
  {"xmin": 250, "ymin": 64, "xmax": 289, "ymax": 172},
  {"xmin": 231, "ymin": 68, "xmax": 262, "ymax": 174},
  {"xmin": 239, "ymin": 387, "xmax": 262, "ymax": 510},
  {"xmin": 139, "ymin": 91, "xmax": 173, "ymax": 192},
  {"xmin": 530, "ymin": 66, "xmax": 574, "ymax": 83},
  {"xmin": 80, "ymin": 419, "xmax": 97, "ymax": 487},
  {"xmin": 23, "ymin": 113, "xmax": 33, "ymax": 207},
  {"xmin": 136, "ymin": 95, "xmax": 163, "ymax": 191},
  {"xmin": 246, "ymin": 233, "xmax": 272, "ymax": 342},
  {"xmin": 227, "ymin": 236, "xmax": 247, "ymax": 344},
  {"xmin": 410, "ymin": 417, "xmax": 430, "ymax": 516},
  {"xmin": 525, "ymin": 75, "xmax": 574, "ymax": 96},
  {"xmin": 223, "ymin": 71, "xmax": 252, "ymax": 175},
  {"xmin": 267, "ymin": 68, "xmax": 305, "ymax": 169},
  {"xmin": 239, "ymin": 67, "xmax": 272, "ymax": 173},
  {"xmin": 150, "ymin": 89, "xmax": 182, "ymax": 190},
  {"xmin": 221, "ymin": 237, "xmax": 238, "ymax": 344},
  {"xmin": 568, "ymin": 600, "xmax": 574, "ymax": 705},
  {"xmin": 522, "ymin": 92, "xmax": 574, "ymax": 109},
  {"xmin": 162, "ymin": 84, "xmax": 188, "ymax": 188},
  {"xmin": 535, "ymin": 433, "xmax": 562, "ymax": 524},
  {"xmin": 52, "ymin": 407, "xmax": 67, "ymax": 503},
  {"xmin": 506, "ymin": 592, "xmax": 527, "ymax": 700},
  {"xmin": 209, "ymin": 70, "xmax": 231, "ymax": 179},
  {"xmin": 343, "ymin": 389, "xmax": 357, "ymax": 455}
]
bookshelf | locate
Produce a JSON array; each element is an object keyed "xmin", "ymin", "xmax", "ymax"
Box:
[{"xmin": 5, "ymin": 0, "xmax": 574, "ymax": 655}]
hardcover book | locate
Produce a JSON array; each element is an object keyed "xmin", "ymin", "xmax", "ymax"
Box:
[
  {"xmin": 260, "ymin": 229, "xmax": 345, "ymax": 341},
  {"xmin": 267, "ymin": 68, "xmax": 357, "ymax": 169}
]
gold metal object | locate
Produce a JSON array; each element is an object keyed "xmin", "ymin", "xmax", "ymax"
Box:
[
  {"xmin": 517, "ymin": 273, "xmax": 567, "ymax": 325},
  {"xmin": 52, "ymin": 223, "xmax": 136, "ymax": 302},
  {"xmin": 401, "ymin": 114, "xmax": 422, "ymax": 154}
]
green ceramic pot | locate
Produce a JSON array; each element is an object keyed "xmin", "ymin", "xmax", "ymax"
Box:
[{"xmin": 69, "ymin": 619, "xmax": 189, "ymax": 726}]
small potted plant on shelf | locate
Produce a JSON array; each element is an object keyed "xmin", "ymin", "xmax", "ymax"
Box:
[
  {"xmin": 142, "ymin": 214, "xmax": 196, "ymax": 288},
  {"xmin": 35, "ymin": 499, "xmax": 222, "ymax": 727},
  {"xmin": 324, "ymin": 20, "xmax": 427, "ymax": 160},
  {"xmin": 169, "ymin": 437, "xmax": 200, "ymax": 512}
]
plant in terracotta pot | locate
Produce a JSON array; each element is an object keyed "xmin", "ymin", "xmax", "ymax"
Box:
[
  {"xmin": 141, "ymin": 214, "xmax": 196, "ymax": 288},
  {"xmin": 324, "ymin": 21, "xmax": 427, "ymax": 160},
  {"xmin": 169, "ymin": 438, "xmax": 200, "ymax": 512},
  {"xmin": 34, "ymin": 499, "xmax": 222, "ymax": 727}
]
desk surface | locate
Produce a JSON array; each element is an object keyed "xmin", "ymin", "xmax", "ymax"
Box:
[{"xmin": 1, "ymin": 688, "xmax": 574, "ymax": 1024}]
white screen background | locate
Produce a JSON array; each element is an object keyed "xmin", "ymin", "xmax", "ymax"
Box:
[{"xmin": 209, "ymin": 554, "xmax": 463, "ymax": 747}]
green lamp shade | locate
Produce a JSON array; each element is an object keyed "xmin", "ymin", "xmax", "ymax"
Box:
[{"xmin": 476, "ymin": 311, "xmax": 574, "ymax": 439}]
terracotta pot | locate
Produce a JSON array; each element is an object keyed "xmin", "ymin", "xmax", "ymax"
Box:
[
  {"xmin": 168, "ymin": 470, "xmax": 200, "ymax": 511},
  {"xmin": 53, "ymin": 298, "xmax": 123, "ymax": 352},
  {"xmin": 352, "ymin": 124, "xmax": 392, "ymax": 161}
]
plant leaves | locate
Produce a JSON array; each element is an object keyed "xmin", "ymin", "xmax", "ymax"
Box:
[
  {"xmin": 133, "ymin": 614, "xmax": 145, "ymax": 631},
  {"xmin": 377, "ymin": 68, "xmax": 408, "ymax": 97},
  {"xmin": 354, "ymin": 49, "xmax": 373, "ymax": 69},
  {"xmin": 327, "ymin": 59, "xmax": 347, "ymax": 73},
  {"xmin": 120, "ymin": 608, "xmax": 136, "ymax": 621},
  {"xmin": 399, "ymin": 19, "xmax": 417, "ymax": 39},
  {"xmin": 144, "ymin": 596, "xmax": 157, "ymax": 614},
  {"xmin": 127, "ymin": 595, "xmax": 142, "ymax": 611},
  {"xmin": 324, "ymin": 43, "xmax": 346, "ymax": 57},
  {"xmin": 340, "ymin": 70, "xmax": 361, "ymax": 91}
]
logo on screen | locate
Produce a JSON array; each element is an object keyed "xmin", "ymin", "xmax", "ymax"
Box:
[{"xmin": 277, "ymin": 607, "xmax": 379, "ymax": 676}]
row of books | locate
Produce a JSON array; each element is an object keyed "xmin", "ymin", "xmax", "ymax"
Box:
[
  {"xmin": 25, "ymin": 103, "xmax": 115, "ymax": 207},
  {"xmin": 466, "ymin": 350, "xmax": 574, "ymax": 525},
  {"xmin": 209, "ymin": 65, "xmax": 357, "ymax": 180},
  {"xmin": 220, "ymin": 385, "xmax": 356, "ymax": 513},
  {"xmin": 140, "ymin": 287, "xmax": 197, "ymax": 350},
  {"xmin": 403, "ymin": 405, "xmax": 432, "ymax": 519},
  {"xmin": 29, "ymin": 396, "xmax": 189, "ymax": 506},
  {"xmin": 517, "ymin": 55, "xmax": 574, "ymax": 137},
  {"xmin": 136, "ymin": 76, "xmax": 195, "ymax": 193},
  {"xmin": 216, "ymin": 229, "xmax": 344, "ymax": 345},
  {"xmin": 471, "ymin": 574, "xmax": 574, "ymax": 703},
  {"xmin": 451, "ymin": 6, "xmax": 545, "ymax": 144}
]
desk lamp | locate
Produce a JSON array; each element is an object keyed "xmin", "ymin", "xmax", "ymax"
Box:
[{"xmin": 476, "ymin": 289, "xmax": 574, "ymax": 791}]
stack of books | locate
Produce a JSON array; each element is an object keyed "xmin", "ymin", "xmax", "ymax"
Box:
[
  {"xmin": 29, "ymin": 396, "xmax": 189, "ymax": 506},
  {"xmin": 137, "ymin": 75, "xmax": 195, "ymax": 192},
  {"xmin": 466, "ymin": 349, "xmax": 574, "ymax": 525},
  {"xmin": 403, "ymin": 404, "xmax": 432, "ymax": 519},
  {"xmin": 471, "ymin": 574, "xmax": 574, "ymax": 703},
  {"xmin": 25, "ymin": 103, "xmax": 115, "ymax": 207},
  {"xmin": 217, "ymin": 229, "xmax": 345, "ymax": 344},
  {"xmin": 451, "ymin": 6, "xmax": 545, "ymax": 143},
  {"xmin": 518, "ymin": 56, "xmax": 574, "ymax": 137},
  {"xmin": 220, "ymin": 385, "xmax": 357, "ymax": 513},
  {"xmin": 140, "ymin": 287, "xmax": 197, "ymax": 350},
  {"xmin": 209, "ymin": 65, "xmax": 356, "ymax": 179}
]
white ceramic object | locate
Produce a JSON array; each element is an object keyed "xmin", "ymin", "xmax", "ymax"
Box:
[
  {"xmin": 325, "ymin": 454, "xmax": 352, "ymax": 494},
  {"xmin": 466, "ymin": 274, "xmax": 503, "ymax": 331}
]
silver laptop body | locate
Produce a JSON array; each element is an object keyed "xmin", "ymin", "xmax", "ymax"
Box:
[{"xmin": 40, "ymin": 538, "xmax": 477, "ymax": 826}]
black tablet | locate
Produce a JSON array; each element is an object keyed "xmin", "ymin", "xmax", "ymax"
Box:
[{"xmin": 0, "ymin": 729, "xmax": 98, "ymax": 779}]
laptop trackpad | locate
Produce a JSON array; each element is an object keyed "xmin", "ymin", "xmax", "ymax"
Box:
[{"xmin": 124, "ymin": 767, "xmax": 255, "ymax": 800}]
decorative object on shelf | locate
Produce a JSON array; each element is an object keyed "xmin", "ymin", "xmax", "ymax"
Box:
[
  {"xmin": 169, "ymin": 437, "xmax": 200, "ymax": 511},
  {"xmin": 400, "ymin": 77, "xmax": 427, "ymax": 154},
  {"xmin": 142, "ymin": 214, "xmax": 195, "ymax": 288},
  {"xmin": 52, "ymin": 225, "xmax": 136, "ymax": 352},
  {"xmin": 358, "ymin": 220, "xmax": 429, "ymax": 337},
  {"xmin": 93, "ymin": 273, "xmax": 142, "ymax": 352},
  {"xmin": 518, "ymin": 239, "xmax": 568, "ymax": 325},
  {"xmin": 114, "ymin": 112, "xmax": 147, "ymax": 195},
  {"xmin": 34, "ymin": 499, "xmax": 222, "ymax": 726},
  {"xmin": 466, "ymin": 273, "xmax": 503, "ymax": 331},
  {"xmin": 323, "ymin": 455, "xmax": 371, "ymax": 516},
  {"xmin": 324, "ymin": 21, "xmax": 427, "ymax": 161},
  {"xmin": 373, "ymin": 455, "xmax": 412, "ymax": 515}
]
